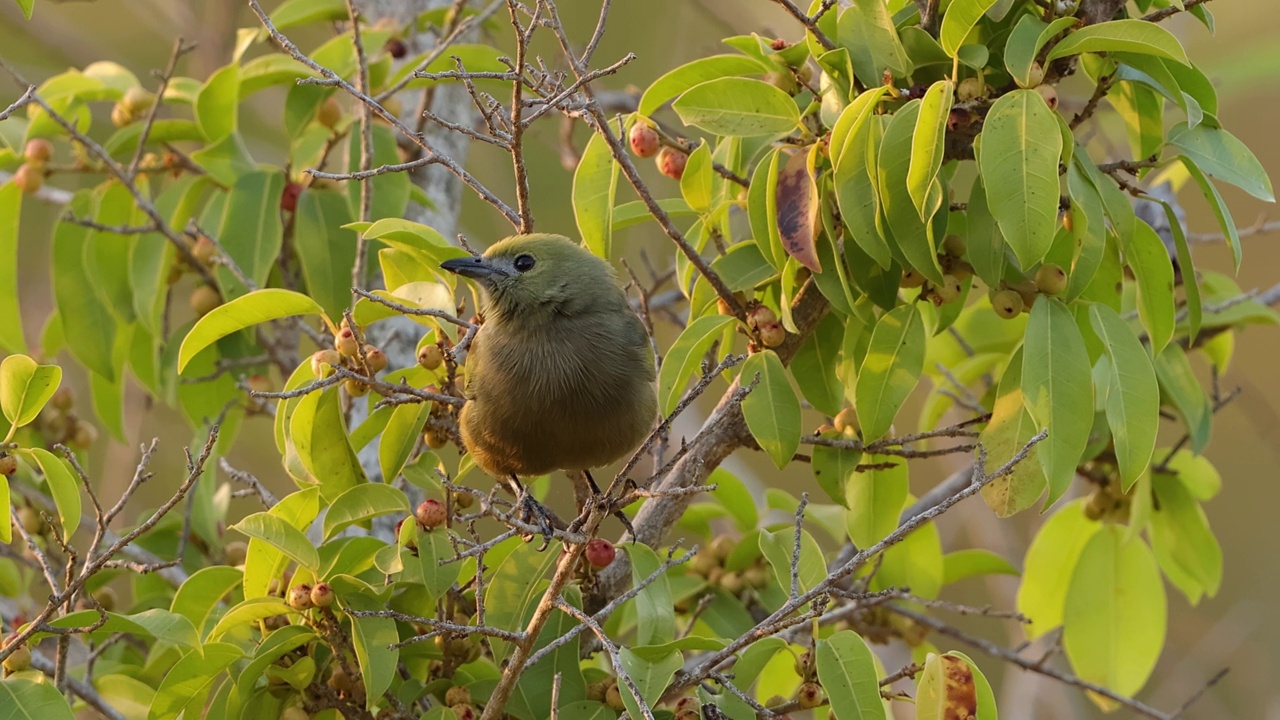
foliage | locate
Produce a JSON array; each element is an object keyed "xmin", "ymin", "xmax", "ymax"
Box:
[{"xmin": 0, "ymin": 0, "xmax": 1273, "ymax": 718}]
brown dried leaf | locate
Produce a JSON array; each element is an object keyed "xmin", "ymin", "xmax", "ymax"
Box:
[{"xmin": 775, "ymin": 148, "xmax": 822, "ymax": 272}]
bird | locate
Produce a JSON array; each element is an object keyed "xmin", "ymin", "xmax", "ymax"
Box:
[{"xmin": 440, "ymin": 234, "xmax": 657, "ymax": 546}]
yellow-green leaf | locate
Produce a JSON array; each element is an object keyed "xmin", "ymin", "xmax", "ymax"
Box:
[
  {"xmin": 572, "ymin": 132, "xmax": 619, "ymax": 259},
  {"xmin": 0, "ymin": 354, "xmax": 61, "ymax": 430},
  {"xmin": 1046, "ymin": 19, "xmax": 1190, "ymax": 65},
  {"xmin": 741, "ymin": 349, "xmax": 802, "ymax": 468},
  {"xmin": 1089, "ymin": 305, "xmax": 1159, "ymax": 489},
  {"xmin": 178, "ymin": 289, "xmax": 324, "ymax": 373},
  {"xmin": 908, "ymin": 80, "xmax": 953, "ymax": 220},
  {"xmin": 855, "ymin": 304, "xmax": 926, "ymax": 442},
  {"xmin": 1016, "ymin": 499, "xmax": 1100, "ymax": 640},
  {"xmin": 1021, "ymin": 299, "xmax": 1092, "ymax": 506}
]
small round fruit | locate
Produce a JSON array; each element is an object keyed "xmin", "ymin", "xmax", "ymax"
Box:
[
  {"xmin": 16, "ymin": 506, "xmax": 41, "ymax": 535},
  {"xmin": 110, "ymin": 103, "xmax": 135, "ymax": 128},
  {"xmin": 765, "ymin": 70, "xmax": 799, "ymax": 95},
  {"xmin": 585, "ymin": 538, "xmax": 616, "ymax": 569},
  {"xmin": 2, "ymin": 642, "xmax": 31, "ymax": 673},
  {"xmin": 1035, "ymin": 84, "xmax": 1059, "ymax": 111},
  {"xmin": 758, "ymin": 321, "xmax": 785, "ymax": 348},
  {"xmin": 280, "ymin": 181, "xmax": 302, "ymax": 213},
  {"xmin": 12, "ymin": 163, "xmax": 44, "ymax": 194},
  {"xmin": 385, "ymin": 37, "xmax": 408, "ymax": 59},
  {"xmin": 991, "ymin": 289, "xmax": 1024, "ymax": 319},
  {"xmin": 445, "ymin": 685, "xmax": 472, "ymax": 707},
  {"xmin": 833, "ymin": 407, "xmax": 859, "ymax": 436},
  {"xmin": 604, "ymin": 682, "xmax": 625, "ymax": 711},
  {"xmin": 190, "ymin": 285, "xmax": 222, "ymax": 317},
  {"xmin": 363, "ymin": 345, "xmax": 388, "ymax": 374},
  {"xmin": 899, "ymin": 269, "xmax": 926, "ymax": 289},
  {"xmin": 719, "ymin": 571, "xmax": 743, "ymax": 594},
  {"xmin": 344, "ymin": 378, "xmax": 369, "ymax": 397},
  {"xmin": 1035, "ymin": 263, "xmax": 1068, "ymax": 295},
  {"xmin": 246, "ymin": 374, "xmax": 272, "ymax": 395},
  {"xmin": 0, "ymin": 454, "xmax": 16, "ymax": 476},
  {"xmin": 416, "ymin": 499, "xmax": 447, "ymax": 529},
  {"xmin": 796, "ymin": 682, "xmax": 824, "ymax": 710},
  {"xmin": 956, "ymin": 76, "xmax": 985, "ymax": 102},
  {"xmin": 746, "ymin": 304, "xmax": 778, "ymax": 330},
  {"xmin": 225, "ymin": 541, "xmax": 248, "ymax": 567},
  {"xmin": 710, "ymin": 534, "xmax": 735, "ymax": 560},
  {"xmin": 92, "ymin": 587, "xmax": 117, "ymax": 612},
  {"xmin": 310, "ymin": 582, "xmax": 335, "ymax": 608},
  {"xmin": 288, "ymin": 583, "xmax": 315, "ymax": 610},
  {"xmin": 50, "ymin": 387, "xmax": 73, "ymax": 411},
  {"xmin": 69, "ymin": 421, "xmax": 98, "ymax": 450},
  {"xmin": 122, "ymin": 86, "xmax": 157, "ymax": 114},
  {"xmin": 191, "ymin": 235, "xmax": 217, "ymax": 265},
  {"xmin": 935, "ymin": 274, "xmax": 963, "ymax": 303},
  {"xmin": 1025, "ymin": 61, "xmax": 1045, "ymax": 88},
  {"xmin": 23, "ymin": 138, "xmax": 53, "ymax": 165},
  {"xmin": 656, "ymin": 147, "xmax": 688, "ymax": 180},
  {"xmin": 424, "ymin": 429, "xmax": 448, "ymax": 449},
  {"xmin": 317, "ymin": 98, "xmax": 342, "ymax": 129},
  {"xmin": 311, "ymin": 349, "xmax": 342, "ymax": 378},
  {"xmin": 628, "ymin": 123, "xmax": 661, "ymax": 159},
  {"xmin": 450, "ymin": 705, "xmax": 476, "ymax": 720},
  {"xmin": 453, "ymin": 490, "xmax": 474, "ymax": 510},
  {"xmin": 943, "ymin": 234, "xmax": 967, "ymax": 257},
  {"xmin": 418, "ymin": 344, "xmax": 444, "ymax": 370},
  {"xmin": 335, "ymin": 327, "xmax": 360, "ymax": 357}
]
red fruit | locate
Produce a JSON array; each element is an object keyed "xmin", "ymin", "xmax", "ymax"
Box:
[
  {"xmin": 363, "ymin": 345, "xmax": 388, "ymax": 374},
  {"xmin": 656, "ymin": 147, "xmax": 688, "ymax": 180},
  {"xmin": 385, "ymin": 37, "xmax": 408, "ymax": 59},
  {"xmin": 12, "ymin": 163, "xmax": 44, "ymax": 194},
  {"xmin": 416, "ymin": 499, "xmax": 447, "ymax": 530},
  {"xmin": 23, "ymin": 139, "xmax": 53, "ymax": 165},
  {"xmin": 585, "ymin": 538, "xmax": 616, "ymax": 569},
  {"xmin": 628, "ymin": 123, "xmax": 660, "ymax": 158},
  {"xmin": 280, "ymin": 182, "xmax": 302, "ymax": 213},
  {"xmin": 769, "ymin": 38, "xmax": 788, "ymax": 51}
]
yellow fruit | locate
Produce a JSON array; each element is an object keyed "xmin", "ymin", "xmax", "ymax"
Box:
[
  {"xmin": 122, "ymin": 86, "xmax": 156, "ymax": 114},
  {"xmin": 796, "ymin": 682, "xmax": 824, "ymax": 710},
  {"xmin": 317, "ymin": 97, "xmax": 342, "ymax": 129},
  {"xmin": 604, "ymin": 682, "xmax": 625, "ymax": 711},
  {"xmin": 335, "ymin": 327, "xmax": 360, "ymax": 357},
  {"xmin": 991, "ymin": 289, "xmax": 1024, "ymax": 319},
  {"xmin": 899, "ymin": 269, "xmax": 926, "ymax": 289},
  {"xmin": 942, "ymin": 234, "xmax": 967, "ymax": 256},
  {"xmin": 344, "ymin": 379, "xmax": 369, "ymax": 398},
  {"xmin": 190, "ymin": 285, "xmax": 222, "ymax": 317},
  {"xmin": 834, "ymin": 407, "xmax": 859, "ymax": 436},
  {"xmin": 191, "ymin": 235, "xmax": 217, "ymax": 266},
  {"xmin": 418, "ymin": 344, "xmax": 444, "ymax": 371},
  {"xmin": 225, "ymin": 541, "xmax": 248, "ymax": 567},
  {"xmin": 16, "ymin": 506, "xmax": 42, "ymax": 535},
  {"xmin": 69, "ymin": 421, "xmax": 98, "ymax": 450},
  {"xmin": 310, "ymin": 350, "xmax": 341, "ymax": 378},
  {"xmin": 23, "ymin": 139, "xmax": 53, "ymax": 165},
  {"xmin": 50, "ymin": 387, "xmax": 73, "ymax": 411},
  {"xmin": 445, "ymin": 686, "xmax": 472, "ymax": 707},
  {"xmin": 92, "ymin": 587, "xmax": 117, "ymax": 612},
  {"xmin": 110, "ymin": 102, "xmax": 135, "ymax": 128},
  {"xmin": 0, "ymin": 454, "xmax": 17, "ymax": 476},
  {"xmin": 758, "ymin": 321, "xmax": 786, "ymax": 348},
  {"xmin": 2, "ymin": 643, "xmax": 31, "ymax": 673},
  {"xmin": 424, "ymin": 429, "xmax": 449, "ymax": 449},
  {"xmin": 12, "ymin": 163, "xmax": 44, "ymax": 194},
  {"xmin": 363, "ymin": 345, "xmax": 388, "ymax": 374},
  {"xmin": 956, "ymin": 76, "xmax": 985, "ymax": 102},
  {"xmin": 1035, "ymin": 263, "xmax": 1068, "ymax": 295}
]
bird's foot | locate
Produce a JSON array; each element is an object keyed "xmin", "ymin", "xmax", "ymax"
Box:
[
  {"xmin": 516, "ymin": 491, "xmax": 556, "ymax": 551},
  {"xmin": 567, "ymin": 492, "xmax": 636, "ymax": 541}
]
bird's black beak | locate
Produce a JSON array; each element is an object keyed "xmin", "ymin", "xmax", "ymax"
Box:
[{"xmin": 441, "ymin": 256, "xmax": 505, "ymax": 281}]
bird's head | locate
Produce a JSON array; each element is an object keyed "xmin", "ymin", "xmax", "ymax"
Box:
[{"xmin": 440, "ymin": 234, "xmax": 621, "ymax": 322}]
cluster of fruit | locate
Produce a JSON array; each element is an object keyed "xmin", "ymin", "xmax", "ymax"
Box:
[
  {"xmin": 684, "ymin": 535, "xmax": 773, "ymax": 603},
  {"xmin": 308, "ymin": 319, "xmax": 390, "ymax": 398},
  {"xmin": 10, "ymin": 138, "xmax": 52, "ymax": 194},
  {"xmin": 627, "ymin": 120, "xmax": 689, "ymax": 181},
  {"xmin": 27, "ymin": 387, "xmax": 98, "ymax": 453}
]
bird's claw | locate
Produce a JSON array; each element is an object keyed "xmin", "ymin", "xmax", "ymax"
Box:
[{"xmin": 517, "ymin": 491, "xmax": 556, "ymax": 551}]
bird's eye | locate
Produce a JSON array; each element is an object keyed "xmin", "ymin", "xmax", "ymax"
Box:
[{"xmin": 513, "ymin": 254, "xmax": 536, "ymax": 273}]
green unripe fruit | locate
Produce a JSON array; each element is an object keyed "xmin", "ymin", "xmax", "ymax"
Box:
[
  {"xmin": 1035, "ymin": 263, "xmax": 1068, "ymax": 295},
  {"xmin": 900, "ymin": 269, "xmax": 926, "ymax": 289},
  {"xmin": 934, "ymin": 274, "xmax": 963, "ymax": 303},
  {"xmin": 418, "ymin": 344, "xmax": 444, "ymax": 371},
  {"xmin": 991, "ymin": 289, "xmax": 1024, "ymax": 319},
  {"xmin": 942, "ymin": 234, "xmax": 967, "ymax": 257},
  {"xmin": 956, "ymin": 76, "xmax": 985, "ymax": 102}
]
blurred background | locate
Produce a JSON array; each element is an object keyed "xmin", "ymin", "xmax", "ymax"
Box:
[{"xmin": 2, "ymin": 1, "xmax": 1277, "ymax": 718}]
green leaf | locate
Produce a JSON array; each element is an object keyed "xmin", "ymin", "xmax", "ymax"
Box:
[
  {"xmin": 657, "ymin": 315, "xmax": 735, "ymax": 415},
  {"xmin": 195, "ymin": 64, "xmax": 240, "ymax": 142},
  {"xmin": 148, "ymin": 643, "xmax": 243, "ymax": 720},
  {"xmin": 378, "ymin": 402, "xmax": 430, "ymax": 485},
  {"xmin": 322, "ymin": 484, "xmax": 410, "ymax": 541},
  {"xmin": 1065, "ymin": 160, "xmax": 1107, "ymax": 300},
  {"xmin": 759, "ymin": 526, "xmax": 826, "ymax": 595},
  {"xmin": 749, "ymin": 147, "xmax": 786, "ymax": 270},
  {"xmin": 0, "ymin": 678, "xmax": 77, "ymax": 720},
  {"xmin": 940, "ymin": 0, "xmax": 1000, "ymax": 56},
  {"xmin": 740, "ymin": 349, "xmax": 802, "ymax": 469},
  {"xmin": 413, "ymin": 524, "xmax": 459, "ymax": 599},
  {"xmin": 1169, "ymin": 122, "xmax": 1274, "ymax": 203},
  {"xmin": 845, "ymin": 453, "xmax": 908, "ymax": 548},
  {"xmin": 1016, "ymin": 499, "xmax": 1100, "ymax": 639},
  {"xmin": 817, "ymin": 630, "xmax": 886, "ymax": 720},
  {"xmin": 486, "ymin": 539, "xmax": 559, "ymax": 663},
  {"xmin": 341, "ymin": 588, "xmax": 399, "ymax": 711},
  {"xmin": 13, "ymin": 0, "xmax": 35, "ymax": 19},
  {"xmin": 1063, "ymin": 526, "xmax": 1166, "ymax": 699},
  {"xmin": 23, "ymin": 448, "xmax": 80, "ymax": 540},
  {"xmin": 879, "ymin": 101, "xmax": 943, "ymax": 283},
  {"xmin": 242, "ymin": 488, "xmax": 319, "ymax": 599},
  {"xmin": 1149, "ymin": 473, "xmax": 1222, "ymax": 603},
  {"xmin": 672, "ymin": 77, "xmax": 801, "ymax": 137},
  {"xmin": 791, "ymin": 313, "xmax": 845, "ymax": 416},
  {"xmin": 618, "ymin": 648, "xmax": 682, "ymax": 720},
  {"xmin": 53, "ymin": 198, "xmax": 117, "ymax": 380},
  {"xmin": 811, "ymin": 442, "xmax": 859, "ymax": 507},
  {"xmin": 1089, "ymin": 305, "xmax": 1159, "ymax": 489},
  {"xmin": 271, "ymin": 0, "xmax": 346, "ymax": 28},
  {"xmin": 0, "ymin": 354, "xmax": 61, "ymax": 430},
  {"xmin": 1022, "ymin": 299, "xmax": 1093, "ymax": 506},
  {"xmin": 232, "ymin": 512, "xmax": 320, "ymax": 570},
  {"xmin": 978, "ymin": 89, "xmax": 1062, "ymax": 270},
  {"xmin": 1153, "ymin": 343, "xmax": 1211, "ymax": 454},
  {"xmin": 294, "ymin": 187, "xmax": 358, "ymax": 321},
  {"xmin": 628, "ymin": 543, "xmax": 675, "ymax": 646},
  {"xmin": 942, "ymin": 549, "xmax": 1019, "ymax": 585},
  {"xmin": 289, "ymin": 386, "xmax": 365, "ymax": 501},
  {"xmin": 1122, "ymin": 221, "xmax": 1176, "ymax": 357},
  {"xmin": 964, "ymin": 175, "xmax": 1006, "ymax": 288},
  {"xmin": 208, "ymin": 597, "xmax": 294, "ymax": 639},
  {"xmin": 1046, "ymin": 19, "xmax": 1190, "ymax": 65},
  {"xmin": 216, "ymin": 170, "xmax": 285, "ymax": 298},
  {"xmin": 638, "ymin": 55, "xmax": 769, "ymax": 116},
  {"xmin": 837, "ymin": 0, "xmax": 912, "ymax": 87},
  {"xmin": 908, "ymin": 80, "xmax": 953, "ymax": 220},
  {"xmin": 169, "ymin": 566, "xmax": 242, "ymax": 636},
  {"xmin": 680, "ymin": 142, "xmax": 715, "ymax": 214},
  {"xmin": 178, "ymin": 289, "xmax": 323, "ymax": 373},
  {"xmin": 0, "ymin": 183, "xmax": 24, "ymax": 353},
  {"xmin": 855, "ymin": 304, "xmax": 926, "ymax": 442},
  {"xmin": 1002, "ymin": 15, "xmax": 1046, "ymax": 88},
  {"xmin": 873, "ymin": 498, "xmax": 943, "ymax": 599},
  {"xmin": 573, "ymin": 132, "xmax": 620, "ymax": 259},
  {"xmin": 1180, "ymin": 156, "xmax": 1241, "ymax": 269},
  {"xmin": 832, "ymin": 88, "xmax": 892, "ymax": 269}
]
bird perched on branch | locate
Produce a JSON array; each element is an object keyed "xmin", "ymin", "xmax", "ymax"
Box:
[{"xmin": 440, "ymin": 234, "xmax": 657, "ymax": 546}]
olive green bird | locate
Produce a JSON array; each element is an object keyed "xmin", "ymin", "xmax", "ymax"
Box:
[{"xmin": 440, "ymin": 234, "xmax": 657, "ymax": 544}]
